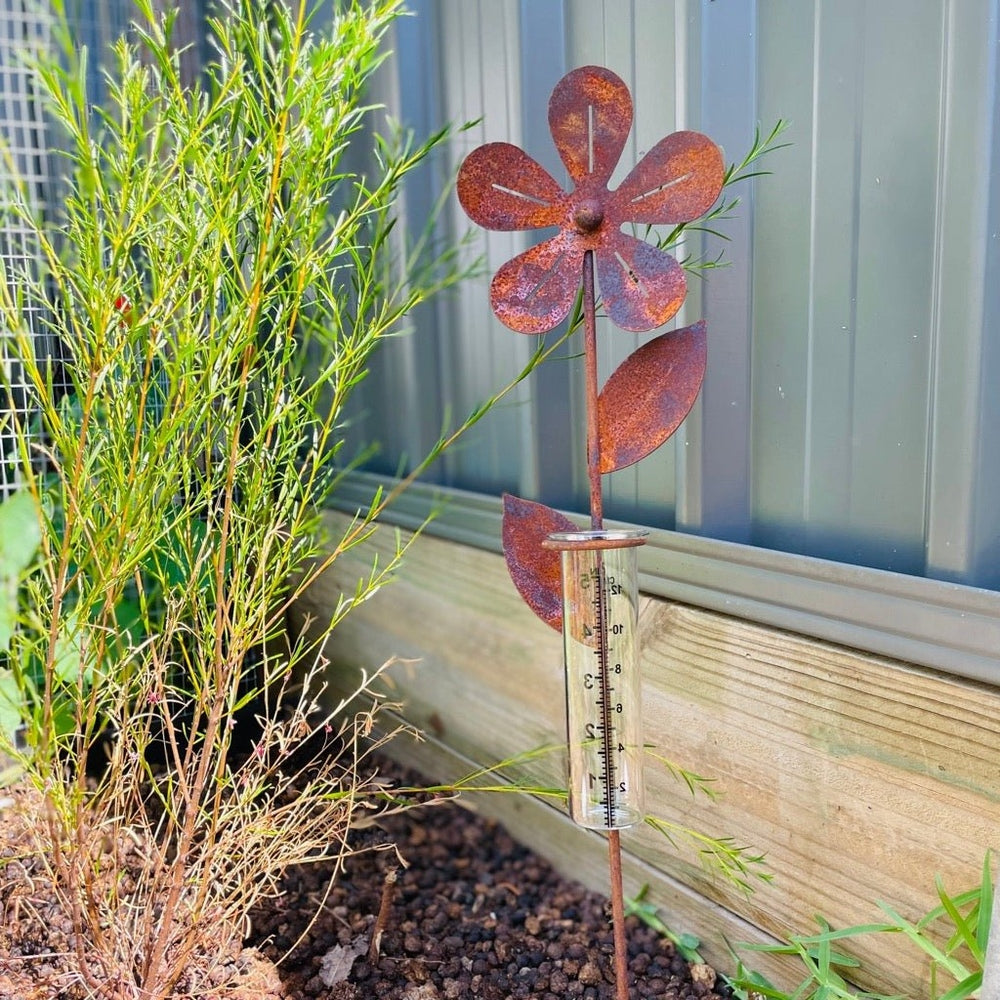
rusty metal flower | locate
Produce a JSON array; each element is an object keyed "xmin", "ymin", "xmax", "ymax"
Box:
[
  {"xmin": 457, "ymin": 65, "xmax": 728, "ymax": 635},
  {"xmin": 457, "ymin": 65, "xmax": 724, "ymax": 334}
]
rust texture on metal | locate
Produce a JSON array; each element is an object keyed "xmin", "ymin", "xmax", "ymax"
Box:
[
  {"xmin": 500, "ymin": 493, "xmax": 576, "ymax": 633},
  {"xmin": 548, "ymin": 65, "xmax": 632, "ymax": 189},
  {"xmin": 456, "ymin": 65, "xmax": 724, "ymax": 336},
  {"xmin": 597, "ymin": 320, "xmax": 708, "ymax": 473},
  {"xmin": 457, "ymin": 142, "xmax": 564, "ymax": 231},
  {"xmin": 582, "ymin": 249, "xmax": 602, "ymax": 528}
]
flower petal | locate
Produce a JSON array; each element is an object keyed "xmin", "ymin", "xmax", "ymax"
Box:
[
  {"xmin": 596, "ymin": 233, "xmax": 686, "ymax": 332},
  {"xmin": 611, "ymin": 131, "xmax": 724, "ymax": 224},
  {"xmin": 548, "ymin": 66, "xmax": 632, "ymax": 187},
  {"xmin": 490, "ymin": 234, "xmax": 583, "ymax": 333},
  {"xmin": 458, "ymin": 142, "xmax": 565, "ymax": 231}
]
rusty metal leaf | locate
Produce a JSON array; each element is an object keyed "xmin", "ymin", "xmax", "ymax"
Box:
[
  {"xmin": 597, "ymin": 320, "xmax": 707, "ymax": 473},
  {"xmin": 490, "ymin": 233, "xmax": 583, "ymax": 333},
  {"xmin": 596, "ymin": 234, "xmax": 687, "ymax": 332},
  {"xmin": 457, "ymin": 142, "xmax": 565, "ymax": 231},
  {"xmin": 548, "ymin": 66, "xmax": 632, "ymax": 187},
  {"xmin": 611, "ymin": 131, "xmax": 724, "ymax": 224},
  {"xmin": 502, "ymin": 493, "xmax": 576, "ymax": 631}
]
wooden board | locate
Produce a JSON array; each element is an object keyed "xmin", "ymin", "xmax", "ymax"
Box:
[{"xmin": 292, "ymin": 512, "xmax": 1000, "ymax": 997}]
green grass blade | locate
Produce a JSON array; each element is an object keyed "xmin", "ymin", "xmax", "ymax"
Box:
[
  {"xmin": 935, "ymin": 970, "xmax": 981, "ymax": 1000},
  {"xmin": 796, "ymin": 924, "xmax": 896, "ymax": 943},
  {"xmin": 878, "ymin": 902, "xmax": 970, "ymax": 980},
  {"xmin": 977, "ymin": 852, "xmax": 993, "ymax": 952},
  {"xmin": 935, "ymin": 874, "xmax": 983, "ymax": 965}
]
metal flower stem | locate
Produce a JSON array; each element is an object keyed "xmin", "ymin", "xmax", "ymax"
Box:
[
  {"xmin": 582, "ymin": 250, "xmax": 604, "ymax": 529},
  {"xmin": 582, "ymin": 248, "xmax": 629, "ymax": 1000}
]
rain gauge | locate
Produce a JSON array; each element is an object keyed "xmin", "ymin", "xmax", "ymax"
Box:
[{"xmin": 545, "ymin": 530, "xmax": 647, "ymax": 830}]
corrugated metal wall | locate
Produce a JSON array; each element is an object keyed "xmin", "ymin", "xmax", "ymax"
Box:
[
  {"xmin": 748, "ymin": 0, "xmax": 1000, "ymax": 589},
  {"xmin": 347, "ymin": 0, "xmax": 1000, "ymax": 592}
]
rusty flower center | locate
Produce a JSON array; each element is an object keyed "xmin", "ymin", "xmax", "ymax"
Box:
[{"xmin": 572, "ymin": 199, "xmax": 604, "ymax": 234}]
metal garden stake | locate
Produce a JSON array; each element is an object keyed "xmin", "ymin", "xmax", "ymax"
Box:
[{"xmin": 458, "ymin": 65, "xmax": 724, "ymax": 1000}]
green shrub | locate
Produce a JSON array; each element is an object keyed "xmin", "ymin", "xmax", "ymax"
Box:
[{"xmin": 0, "ymin": 1, "xmax": 491, "ymax": 994}]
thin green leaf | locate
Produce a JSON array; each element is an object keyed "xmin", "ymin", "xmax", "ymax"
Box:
[
  {"xmin": 936, "ymin": 874, "xmax": 984, "ymax": 965},
  {"xmin": 935, "ymin": 971, "xmax": 982, "ymax": 1000},
  {"xmin": 878, "ymin": 902, "xmax": 970, "ymax": 980},
  {"xmin": 977, "ymin": 852, "xmax": 993, "ymax": 952}
]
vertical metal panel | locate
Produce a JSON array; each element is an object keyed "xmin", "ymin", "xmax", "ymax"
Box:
[
  {"xmin": 595, "ymin": 0, "xmax": 646, "ymax": 522},
  {"xmin": 795, "ymin": 1, "xmax": 866, "ymax": 551},
  {"xmin": 750, "ymin": 0, "xmax": 818, "ymax": 550},
  {"xmin": 563, "ymin": 0, "xmax": 693, "ymax": 529},
  {"xmin": 71, "ymin": 0, "xmax": 133, "ymax": 105},
  {"xmin": 432, "ymin": 0, "xmax": 544, "ymax": 496},
  {"xmin": 672, "ymin": 0, "xmax": 706, "ymax": 534},
  {"xmin": 564, "ymin": 0, "xmax": 626, "ymax": 518},
  {"xmin": 747, "ymin": 0, "xmax": 1000, "ymax": 585},
  {"xmin": 605, "ymin": 0, "xmax": 685, "ymax": 529},
  {"xmin": 752, "ymin": 0, "xmax": 871, "ymax": 562},
  {"xmin": 972, "ymin": 4, "xmax": 1000, "ymax": 592},
  {"xmin": 924, "ymin": 0, "xmax": 1000, "ymax": 586},
  {"xmin": 339, "ymin": 0, "xmax": 448, "ymax": 481},
  {"xmin": 847, "ymin": 2, "xmax": 940, "ymax": 574},
  {"xmin": 693, "ymin": 0, "xmax": 757, "ymax": 543}
]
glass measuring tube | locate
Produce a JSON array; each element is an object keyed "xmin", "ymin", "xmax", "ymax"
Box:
[{"xmin": 546, "ymin": 530, "xmax": 647, "ymax": 830}]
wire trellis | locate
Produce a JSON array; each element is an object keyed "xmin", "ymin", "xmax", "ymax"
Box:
[
  {"xmin": 0, "ymin": 0, "xmax": 61, "ymax": 498},
  {"xmin": 0, "ymin": 0, "xmax": 194, "ymax": 498}
]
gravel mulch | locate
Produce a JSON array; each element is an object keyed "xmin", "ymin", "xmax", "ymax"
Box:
[{"xmin": 1, "ymin": 756, "xmax": 730, "ymax": 999}]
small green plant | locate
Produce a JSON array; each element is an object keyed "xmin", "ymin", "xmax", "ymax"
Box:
[
  {"xmin": 729, "ymin": 916, "xmax": 907, "ymax": 1000},
  {"xmin": 726, "ymin": 852, "xmax": 993, "ymax": 1000},
  {"xmin": 625, "ymin": 884, "xmax": 707, "ymax": 964}
]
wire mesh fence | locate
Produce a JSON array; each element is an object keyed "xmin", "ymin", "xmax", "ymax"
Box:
[
  {"xmin": 0, "ymin": 0, "xmax": 204, "ymax": 498},
  {"xmin": 0, "ymin": 0, "xmax": 57, "ymax": 498}
]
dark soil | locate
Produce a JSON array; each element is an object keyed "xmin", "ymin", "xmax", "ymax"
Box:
[
  {"xmin": 1, "ymin": 756, "xmax": 729, "ymax": 999},
  {"xmin": 244, "ymin": 758, "xmax": 729, "ymax": 1000}
]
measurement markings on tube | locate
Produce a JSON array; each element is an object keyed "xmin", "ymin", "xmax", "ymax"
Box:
[
  {"xmin": 578, "ymin": 559, "xmax": 632, "ymax": 828},
  {"xmin": 593, "ymin": 561, "xmax": 618, "ymax": 827}
]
